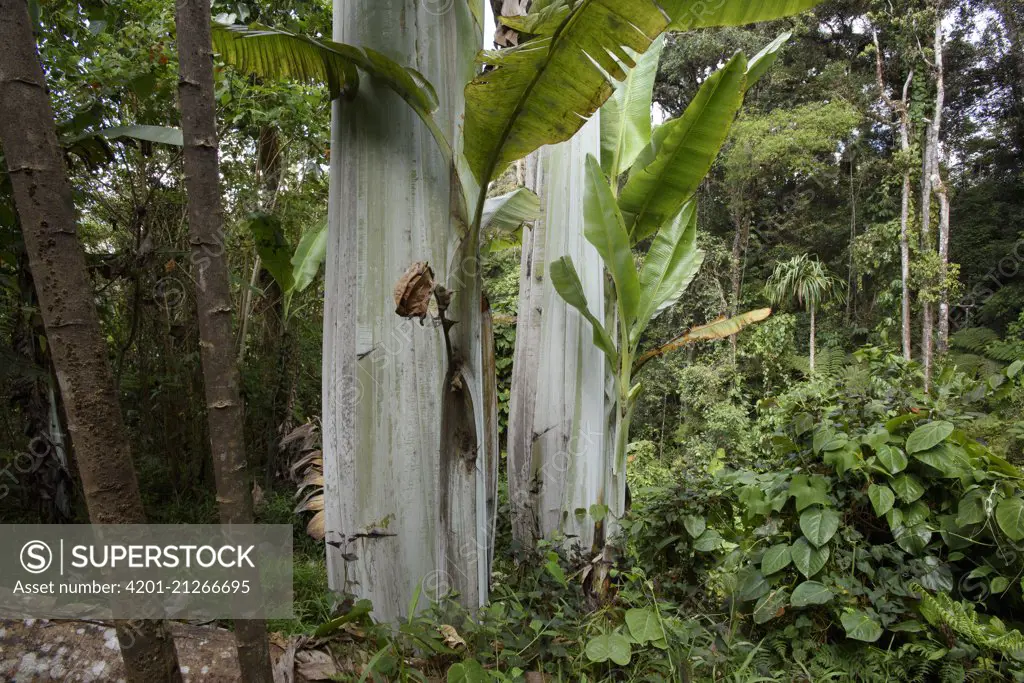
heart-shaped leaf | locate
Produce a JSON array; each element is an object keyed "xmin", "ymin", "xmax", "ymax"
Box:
[
  {"xmin": 585, "ymin": 633, "xmax": 632, "ymax": 665},
  {"xmin": 625, "ymin": 607, "xmax": 665, "ymax": 644},
  {"xmin": 800, "ymin": 507, "xmax": 839, "ymax": 547},
  {"xmin": 683, "ymin": 515, "xmax": 706, "ymax": 539},
  {"xmin": 693, "ymin": 529, "xmax": 723, "ymax": 552},
  {"xmin": 905, "ymin": 421, "xmax": 954, "ymax": 454},
  {"xmin": 893, "ymin": 523, "xmax": 932, "ymax": 555},
  {"xmin": 891, "ymin": 474, "xmax": 925, "ymax": 503},
  {"xmin": 996, "ymin": 497, "xmax": 1024, "ymax": 541},
  {"xmin": 761, "ymin": 544, "xmax": 792, "ymax": 575},
  {"xmin": 753, "ymin": 588, "xmax": 788, "ymax": 624},
  {"xmin": 791, "ymin": 580, "xmax": 834, "ymax": 607},
  {"xmin": 447, "ymin": 659, "xmax": 488, "ymax": 683},
  {"xmin": 868, "ymin": 484, "xmax": 895, "ymax": 517},
  {"xmin": 841, "ymin": 610, "xmax": 883, "ymax": 642},
  {"xmin": 791, "ymin": 537, "xmax": 829, "ymax": 578},
  {"xmin": 876, "ymin": 445, "xmax": 908, "ymax": 474}
]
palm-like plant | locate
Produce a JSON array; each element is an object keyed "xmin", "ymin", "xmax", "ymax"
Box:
[
  {"xmin": 210, "ymin": 0, "xmax": 826, "ymax": 617},
  {"xmin": 764, "ymin": 254, "xmax": 842, "ymax": 373}
]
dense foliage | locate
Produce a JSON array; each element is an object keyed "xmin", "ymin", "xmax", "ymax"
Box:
[{"xmin": 1, "ymin": 0, "xmax": 1023, "ymax": 680}]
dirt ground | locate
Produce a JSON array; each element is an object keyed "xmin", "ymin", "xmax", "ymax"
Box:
[{"xmin": 0, "ymin": 619, "xmax": 305, "ymax": 682}]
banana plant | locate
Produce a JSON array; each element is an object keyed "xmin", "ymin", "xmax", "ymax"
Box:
[
  {"xmin": 246, "ymin": 215, "xmax": 327, "ymax": 322},
  {"xmin": 209, "ymin": 0, "xmax": 821, "ymax": 618},
  {"xmin": 548, "ymin": 34, "xmax": 792, "ymax": 530}
]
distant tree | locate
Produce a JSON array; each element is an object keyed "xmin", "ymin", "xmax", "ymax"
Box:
[{"xmin": 765, "ymin": 254, "xmax": 842, "ymax": 372}]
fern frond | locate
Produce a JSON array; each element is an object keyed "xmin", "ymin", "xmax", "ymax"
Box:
[
  {"xmin": 951, "ymin": 327, "xmax": 1001, "ymax": 354},
  {"xmin": 912, "ymin": 583, "xmax": 1024, "ymax": 661}
]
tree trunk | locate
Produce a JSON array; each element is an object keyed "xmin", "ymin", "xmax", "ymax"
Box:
[
  {"xmin": 728, "ymin": 207, "xmax": 750, "ymax": 363},
  {"xmin": 508, "ymin": 118, "xmax": 611, "ymax": 551},
  {"xmin": 921, "ymin": 108, "xmax": 935, "ymax": 391},
  {"xmin": 237, "ymin": 125, "xmax": 284, "ymax": 367},
  {"xmin": 173, "ymin": 1, "xmax": 272, "ymax": 679},
  {"xmin": 874, "ymin": 30, "xmax": 914, "ymax": 362},
  {"xmin": 995, "ymin": 0, "xmax": 1024, "ymax": 155},
  {"xmin": 846, "ymin": 153, "xmax": 856, "ymax": 323},
  {"xmin": 899, "ymin": 169, "xmax": 913, "ymax": 361},
  {"xmin": 323, "ymin": 0, "xmax": 493, "ymax": 623},
  {"xmin": 0, "ymin": 2, "xmax": 182, "ymax": 681},
  {"xmin": 809, "ymin": 305, "xmax": 816, "ymax": 374},
  {"xmin": 931, "ymin": 7, "xmax": 951, "ymax": 353}
]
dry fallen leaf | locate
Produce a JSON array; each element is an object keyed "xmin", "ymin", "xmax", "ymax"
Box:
[
  {"xmin": 295, "ymin": 648, "xmax": 339, "ymax": 681},
  {"xmin": 394, "ymin": 261, "xmax": 435, "ymax": 319},
  {"xmin": 439, "ymin": 624, "xmax": 466, "ymax": 649}
]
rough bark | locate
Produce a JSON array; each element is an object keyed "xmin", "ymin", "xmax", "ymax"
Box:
[
  {"xmin": 173, "ymin": 1, "xmax": 271, "ymax": 679},
  {"xmin": 508, "ymin": 119, "xmax": 611, "ymax": 551},
  {"xmin": 323, "ymin": 0, "xmax": 492, "ymax": 623},
  {"xmin": 0, "ymin": 2, "xmax": 182, "ymax": 680}
]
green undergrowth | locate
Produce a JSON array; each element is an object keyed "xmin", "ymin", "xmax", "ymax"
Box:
[{"xmin": 274, "ymin": 347, "xmax": 1024, "ymax": 681}]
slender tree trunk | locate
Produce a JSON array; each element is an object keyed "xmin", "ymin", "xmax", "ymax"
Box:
[
  {"xmin": 995, "ymin": 0, "xmax": 1024, "ymax": 154},
  {"xmin": 921, "ymin": 111, "xmax": 935, "ymax": 390},
  {"xmin": 174, "ymin": 1, "xmax": 272, "ymax": 679},
  {"xmin": 931, "ymin": 8, "xmax": 951, "ymax": 352},
  {"xmin": 238, "ymin": 125, "xmax": 284, "ymax": 366},
  {"xmin": 846, "ymin": 154, "xmax": 856, "ymax": 323},
  {"xmin": 874, "ymin": 30, "xmax": 914, "ymax": 362},
  {"xmin": 728, "ymin": 207, "xmax": 749, "ymax": 363},
  {"xmin": 323, "ymin": 0, "xmax": 492, "ymax": 622},
  {"xmin": 900, "ymin": 164, "xmax": 913, "ymax": 362},
  {"xmin": 508, "ymin": 118, "xmax": 609, "ymax": 551},
  {"xmin": 809, "ymin": 305, "xmax": 816, "ymax": 373},
  {"xmin": 0, "ymin": 2, "xmax": 182, "ymax": 680}
]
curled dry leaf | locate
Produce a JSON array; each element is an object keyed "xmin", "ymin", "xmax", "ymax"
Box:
[
  {"xmin": 306, "ymin": 510, "xmax": 326, "ymax": 541},
  {"xmin": 439, "ymin": 624, "xmax": 466, "ymax": 649},
  {"xmin": 394, "ymin": 261, "xmax": 435, "ymax": 319}
]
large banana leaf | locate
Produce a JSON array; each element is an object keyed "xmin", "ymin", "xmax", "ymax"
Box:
[
  {"xmin": 481, "ymin": 187, "xmax": 542, "ymax": 233},
  {"xmin": 290, "ymin": 222, "xmax": 327, "ymax": 295},
  {"xmin": 583, "ymin": 154, "xmax": 641, "ymax": 326},
  {"xmin": 747, "ymin": 32, "xmax": 792, "ymax": 88},
  {"xmin": 633, "ymin": 308, "xmax": 772, "ymax": 371},
  {"xmin": 211, "ymin": 23, "xmax": 359, "ymax": 100},
  {"xmin": 247, "ymin": 213, "xmax": 294, "ymax": 293},
  {"xmin": 99, "ymin": 125, "xmax": 183, "ymax": 146},
  {"xmin": 549, "ymin": 256, "xmax": 618, "ymax": 365},
  {"xmin": 600, "ymin": 35, "xmax": 665, "ymax": 180},
  {"xmin": 660, "ymin": 0, "xmax": 821, "ymax": 30},
  {"xmin": 462, "ymin": 0, "xmax": 669, "ymax": 186},
  {"xmin": 501, "ymin": 0, "xmax": 819, "ymax": 35},
  {"xmin": 211, "ymin": 24, "xmax": 446, "ymax": 155},
  {"xmin": 618, "ymin": 53, "xmax": 747, "ymax": 242},
  {"xmin": 499, "ymin": 1, "xmax": 571, "ymax": 35},
  {"xmin": 633, "ymin": 201, "xmax": 703, "ymax": 341}
]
